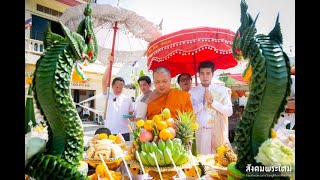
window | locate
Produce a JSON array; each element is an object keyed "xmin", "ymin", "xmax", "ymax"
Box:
[
  {"xmin": 36, "ymin": 4, "xmax": 63, "ymax": 18},
  {"xmin": 31, "ymin": 15, "xmax": 63, "ymax": 41}
]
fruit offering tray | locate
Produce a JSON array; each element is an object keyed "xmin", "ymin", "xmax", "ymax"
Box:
[
  {"xmin": 83, "ymin": 156, "xmax": 123, "ymax": 169},
  {"xmin": 127, "ymin": 158, "xmax": 193, "ymax": 172}
]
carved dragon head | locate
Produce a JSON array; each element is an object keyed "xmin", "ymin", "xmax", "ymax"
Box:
[
  {"xmin": 232, "ymin": 0, "xmax": 254, "ymax": 60},
  {"xmin": 232, "ymin": 0, "xmax": 283, "ymax": 62},
  {"xmin": 60, "ymin": 3, "xmax": 98, "ymax": 63}
]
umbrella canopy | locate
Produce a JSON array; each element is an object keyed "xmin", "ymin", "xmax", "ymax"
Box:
[
  {"xmin": 147, "ymin": 26, "xmax": 238, "ymax": 80},
  {"xmin": 60, "ymin": 3, "xmax": 162, "ymax": 65},
  {"xmin": 60, "ymin": 3, "xmax": 162, "ymax": 119}
]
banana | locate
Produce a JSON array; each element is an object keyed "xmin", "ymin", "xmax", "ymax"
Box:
[
  {"xmin": 172, "ymin": 138, "xmax": 182, "ymax": 150},
  {"xmin": 147, "ymin": 152, "xmax": 156, "ymax": 166},
  {"xmin": 150, "ymin": 142, "xmax": 158, "ymax": 153},
  {"xmin": 173, "ymin": 142, "xmax": 182, "ymax": 152},
  {"xmin": 157, "ymin": 139, "xmax": 166, "ymax": 152},
  {"xmin": 165, "ymin": 139, "xmax": 174, "ymax": 152},
  {"xmin": 140, "ymin": 151, "xmax": 150, "ymax": 166},
  {"xmin": 141, "ymin": 142, "xmax": 146, "ymax": 152},
  {"xmin": 172, "ymin": 138, "xmax": 182, "ymax": 145},
  {"xmin": 175, "ymin": 152, "xmax": 188, "ymax": 166},
  {"xmin": 171, "ymin": 149, "xmax": 181, "ymax": 164},
  {"xmin": 144, "ymin": 141, "xmax": 151, "ymax": 153},
  {"xmin": 163, "ymin": 147, "xmax": 172, "ymax": 165},
  {"xmin": 155, "ymin": 149, "xmax": 165, "ymax": 166}
]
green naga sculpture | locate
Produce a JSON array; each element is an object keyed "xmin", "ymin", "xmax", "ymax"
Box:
[
  {"xmin": 25, "ymin": 3, "xmax": 98, "ymax": 179},
  {"xmin": 230, "ymin": 0, "xmax": 292, "ymax": 177}
]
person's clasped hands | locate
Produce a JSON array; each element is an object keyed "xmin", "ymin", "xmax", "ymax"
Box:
[{"xmin": 204, "ymin": 87, "xmax": 213, "ymax": 108}]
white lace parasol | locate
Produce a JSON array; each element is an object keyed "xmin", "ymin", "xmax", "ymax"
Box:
[{"xmin": 60, "ymin": 3, "xmax": 162, "ymax": 65}]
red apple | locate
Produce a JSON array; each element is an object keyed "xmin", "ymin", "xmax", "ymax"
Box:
[{"xmin": 139, "ymin": 131, "xmax": 153, "ymax": 142}]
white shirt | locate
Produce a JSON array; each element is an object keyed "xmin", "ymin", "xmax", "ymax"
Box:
[
  {"xmin": 132, "ymin": 92, "xmax": 152, "ymax": 120},
  {"xmin": 134, "ymin": 94, "xmax": 144, "ymax": 112},
  {"xmin": 190, "ymin": 83, "xmax": 233, "ymax": 154},
  {"xmin": 104, "ymin": 92, "xmax": 133, "ymax": 134},
  {"xmin": 189, "ymin": 84, "xmax": 233, "ymax": 127}
]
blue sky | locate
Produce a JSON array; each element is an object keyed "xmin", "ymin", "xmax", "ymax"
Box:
[{"xmin": 97, "ymin": 0, "xmax": 295, "ymax": 52}]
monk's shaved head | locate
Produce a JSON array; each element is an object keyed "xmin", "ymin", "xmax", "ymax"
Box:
[
  {"xmin": 153, "ymin": 67, "xmax": 171, "ymax": 95},
  {"xmin": 153, "ymin": 67, "xmax": 171, "ymax": 77}
]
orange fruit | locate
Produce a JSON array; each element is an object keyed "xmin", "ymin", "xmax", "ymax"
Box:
[
  {"xmin": 159, "ymin": 129, "xmax": 172, "ymax": 141},
  {"xmin": 165, "ymin": 117, "xmax": 175, "ymax": 127},
  {"xmin": 144, "ymin": 120, "xmax": 153, "ymax": 131},
  {"xmin": 152, "ymin": 114, "xmax": 163, "ymax": 123},
  {"xmin": 156, "ymin": 121, "xmax": 168, "ymax": 131}
]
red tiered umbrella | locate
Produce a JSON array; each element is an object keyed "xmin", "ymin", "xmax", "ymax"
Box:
[{"xmin": 147, "ymin": 26, "xmax": 238, "ymax": 84}]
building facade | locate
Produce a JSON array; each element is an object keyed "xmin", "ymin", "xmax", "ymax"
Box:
[{"xmin": 25, "ymin": 0, "xmax": 109, "ymax": 121}]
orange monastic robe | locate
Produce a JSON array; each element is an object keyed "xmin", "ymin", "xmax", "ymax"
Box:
[{"xmin": 146, "ymin": 89, "xmax": 193, "ymax": 120}]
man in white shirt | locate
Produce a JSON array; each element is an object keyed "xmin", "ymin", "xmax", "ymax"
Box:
[
  {"xmin": 189, "ymin": 61, "xmax": 233, "ymax": 154},
  {"xmin": 102, "ymin": 77, "xmax": 134, "ymax": 141},
  {"xmin": 134, "ymin": 76, "xmax": 152, "ymax": 120}
]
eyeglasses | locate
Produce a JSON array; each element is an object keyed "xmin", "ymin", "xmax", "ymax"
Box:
[
  {"xmin": 113, "ymin": 97, "xmax": 116, "ymax": 102},
  {"xmin": 180, "ymin": 78, "xmax": 191, "ymax": 82}
]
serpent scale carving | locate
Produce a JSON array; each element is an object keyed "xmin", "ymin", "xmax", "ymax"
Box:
[
  {"xmin": 25, "ymin": 4, "xmax": 98, "ymax": 179},
  {"xmin": 232, "ymin": 0, "xmax": 292, "ymax": 174}
]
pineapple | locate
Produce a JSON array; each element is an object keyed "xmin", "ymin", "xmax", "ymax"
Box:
[
  {"xmin": 214, "ymin": 144, "xmax": 237, "ymax": 167},
  {"xmin": 174, "ymin": 110, "xmax": 197, "ymax": 150},
  {"xmin": 225, "ymin": 149, "xmax": 237, "ymax": 162}
]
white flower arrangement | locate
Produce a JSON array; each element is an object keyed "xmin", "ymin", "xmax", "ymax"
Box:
[
  {"xmin": 25, "ymin": 120, "xmax": 48, "ymax": 143},
  {"xmin": 25, "ymin": 119, "xmax": 49, "ymax": 166}
]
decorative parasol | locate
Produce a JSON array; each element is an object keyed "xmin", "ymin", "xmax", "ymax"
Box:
[
  {"xmin": 147, "ymin": 26, "xmax": 238, "ymax": 84},
  {"xmin": 60, "ymin": 3, "xmax": 161, "ymax": 64},
  {"xmin": 60, "ymin": 3, "xmax": 161, "ymax": 119}
]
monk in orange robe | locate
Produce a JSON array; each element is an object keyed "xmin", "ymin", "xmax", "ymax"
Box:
[{"xmin": 145, "ymin": 67, "xmax": 193, "ymax": 119}]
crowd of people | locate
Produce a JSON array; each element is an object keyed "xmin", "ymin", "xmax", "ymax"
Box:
[
  {"xmin": 99, "ymin": 56, "xmax": 295, "ymax": 155},
  {"xmin": 101, "ymin": 56, "xmax": 235, "ymax": 154}
]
